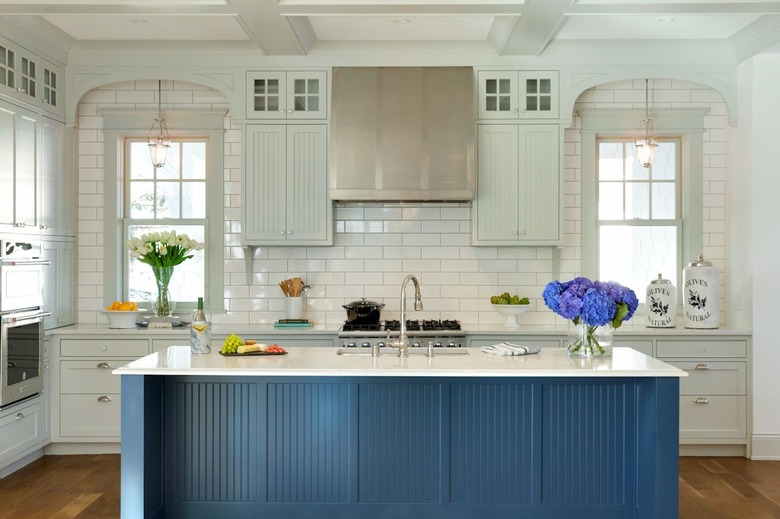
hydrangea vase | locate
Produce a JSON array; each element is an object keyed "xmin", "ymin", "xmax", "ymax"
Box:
[
  {"xmin": 152, "ymin": 266, "xmax": 175, "ymax": 317},
  {"xmin": 567, "ymin": 321, "xmax": 614, "ymax": 357}
]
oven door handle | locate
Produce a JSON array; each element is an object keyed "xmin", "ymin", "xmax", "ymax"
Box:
[
  {"xmin": 0, "ymin": 259, "xmax": 50, "ymax": 267},
  {"xmin": 2, "ymin": 311, "xmax": 51, "ymax": 325}
]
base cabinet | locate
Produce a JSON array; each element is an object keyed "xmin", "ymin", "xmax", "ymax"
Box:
[{"xmin": 0, "ymin": 399, "xmax": 43, "ymax": 472}]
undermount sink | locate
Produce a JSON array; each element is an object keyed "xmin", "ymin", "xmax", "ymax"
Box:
[{"xmin": 336, "ymin": 348, "xmax": 469, "ymax": 356}]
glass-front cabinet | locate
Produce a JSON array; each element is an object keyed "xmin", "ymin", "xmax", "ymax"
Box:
[
  {"xmin": 477, "ymin": 70, "xmax": 558, "ymax": 120},
  {"xmin": 246, "ymin": 71, "xmax": 327, "ymax": 120}
]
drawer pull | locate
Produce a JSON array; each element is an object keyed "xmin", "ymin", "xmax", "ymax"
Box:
[
  {"xmin": 16, "ymin": 412, "xmax": 24, "ymax": 420},
  {"xmin": 694, "ymin": 364, "xmax": 709, "ymax": 370},
  {"xmin": 100, "ymin": 345, "xmax": 108, "ymax": 352},
  {"xmin": 97, "ymin": 395, "xmax": 112, "ymax": 403},
  {"xmin": 694, "ymin": 397, "xmax": 710, "ymax": 404},
  {"xmin": 96, "ymin": 362, "xmax": 112, "ymax": 369}
]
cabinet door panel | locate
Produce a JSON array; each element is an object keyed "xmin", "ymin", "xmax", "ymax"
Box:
[
  {"xmin": 475, "ymin": 125, "xmax": 520, "ymax": 242},
  {"xmin": 679, "ymin": 395, "xmax": 746, "ymax": 440},
  {"xmin": 477, "ymin": 71, "xmax": 517, "ymax": 119},
  {"xmin": 60, "ymin": 394, "xmax": 121, "ymax": 437},
  {"xmin": 0, "ymin": 401, "xmax": 41, "ymax": 465},
  {"xmin": 286, "ymin": 71, "xmax": 327, "ymax": 119},
  {"xmin": 286, "ymin": 125, "xmax": 329, "ymax": 242},
  {"xmin": 0, "ymin": 105, "xmax": 15, "ymax": 224},
  {"xmin": 244, "ymin": 125, "xmax": 287, "ymax": 241},
  {"xmin": 517, "ymin": 124, "xmax": 559, "ymax": 242},
  {"xmin": 246, "ymin": 71, "xmax": 286, "ymax": 119},
  {"xmin": 16, "ymin": 111, "xmax": 38, "ymax": 226}
]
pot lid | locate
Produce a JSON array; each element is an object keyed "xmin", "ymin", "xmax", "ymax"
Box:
[
  {"xmin": 343, "ymin": 298, "xmax": 384, "ymax": 308},
  {"xmin": 687, "ymin": 254, "xmax": 712, "ymax": 267},
  {"xmin": 650, "ymin": 273, "xmax": 672, "ymax": 285}
]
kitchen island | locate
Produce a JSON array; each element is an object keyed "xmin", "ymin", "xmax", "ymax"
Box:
[{"xmin": 115, "ymin": 346, "xmax": 685, "ymax": 519}]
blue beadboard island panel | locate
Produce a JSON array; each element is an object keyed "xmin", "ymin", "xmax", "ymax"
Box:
[{"xmin": 120, "ymin": 374, "xmax": 679, "ymax": 519}]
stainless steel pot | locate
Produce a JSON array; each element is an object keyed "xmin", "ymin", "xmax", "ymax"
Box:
[{"xmin": 342, "ymin": 298, "xmax": 384, "ymax": 325}]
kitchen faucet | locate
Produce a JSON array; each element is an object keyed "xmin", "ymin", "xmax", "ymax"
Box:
[{"xmin": 391, "ymin": 274, "xmax": 423, "ymax": 357}]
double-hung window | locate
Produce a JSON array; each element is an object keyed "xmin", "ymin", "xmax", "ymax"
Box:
[
  {"xmin": 596, "ymin": 139, "xmax": 681, "ymax": 296},
  {"xmin": 125, "ymin": 139, "xmax": 207, "ymax": 306}
]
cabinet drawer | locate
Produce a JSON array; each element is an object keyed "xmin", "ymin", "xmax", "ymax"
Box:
[
  {"xmin": 60, "ymin": 360, "xmax": 132, "ymax": 393},
  {"xmin": 669, "ymin": 361, "xmax": 746, "ymax": 396},
  {"xmin": 679, "ymin": 395, "xmax": 746, "ymax": 440},
  {"xmin": 656, "ymin": 340, "xmax": 746, "ymax": 358},
  {"xmin": 468, "ymin": 338, "xmax": 560, "ymax": 349},
  {"xmin": 59, "ymin": 394, "xmax": 121, "ymax": 438},
  {"xmin": 614, "ymin": 340, "xmax": 653, "ymax": 356},
  {"xmin": 0, "ymin": 400, "xmax": 41, "ymax": 465},
  {"xmin": 60, "ymin": 338, "xmax": 148, "ymax": 357},
  {"xmin": 152, "ymin": 338, "xmax": 188, "ymax": 353}
]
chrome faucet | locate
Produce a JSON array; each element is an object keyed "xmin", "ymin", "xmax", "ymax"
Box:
[{"xmin": 392, "ymin": 274, "xmax": 423, "ymax": 357}]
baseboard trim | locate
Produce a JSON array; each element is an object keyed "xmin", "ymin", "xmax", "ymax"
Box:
[
  {"xmin": 750, "ymin": 434, "xmax": 780, "ymax": 460},
  {"xmin": 679, "ymin": 444, "xmax": 747, "ymax": 457},
  {"xmin": 44, "ymin": 443, "xmax": 121, "ymax": 455}
]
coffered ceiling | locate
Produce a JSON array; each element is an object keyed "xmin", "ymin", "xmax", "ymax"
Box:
[{"xmin": 1, "ymin": 0, "xmax": 779, "ymax": 60}]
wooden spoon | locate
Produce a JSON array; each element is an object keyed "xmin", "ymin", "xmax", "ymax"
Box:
[{"xmin": 292, "ymin": 277, "xmax": 302, "ymax": 297}]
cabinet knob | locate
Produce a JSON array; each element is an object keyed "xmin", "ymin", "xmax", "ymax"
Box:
[
  {"xmin": 287, "ymin": 108, "xmax": 294, "ymax": 114},
  {"xmin": 286, "ymin": 230, "xmax": 293, "ymax": 235},
  {"xmin": 16, "ymin": 412, "xmax": 24, "ymax": 420},
  {"xmin": 512, "ymin": 230, "xmax": 519, "ymax": 235},
  {"xmin": 699, "ymin": 346, "xmax": 706, "ymax": 352},
  {"xmin": 518, "ymin": 230, "xmax": 526, "ymax": 236},
  {"xmin": 97, "ymin": 395, "xmax": 112, "ymax": 403},
  {"xmin": 694, "ymin": 397, "xmax": 709, "ymax": 404},
  {"xmin": 17, "ymin": 88, "xmax": 25, "ymax": 94},
  {"xmin": 279, "ymin": 108, "xmax": 286, "ymax": 114},
  {"xmin": 43, "ymin": 99, "xmax": 49, "ymax": 104},
  {"xmin": 694, "ymin": 363, "xmax": 709, "ymax": 370},
  {"xmin": 97, "ymin": 362, "xmax": 112, "ymax": 369},
  {"xmin": 100, "ymin": 344, "xmax": 108, "ymax": 352}
]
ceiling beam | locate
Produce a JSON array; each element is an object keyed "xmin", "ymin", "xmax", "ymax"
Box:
[
  {"xmin": 566, "ymin": 3, "xmax": 780, "ymax": 16},
  {"xmin": 278, "ymin": 4, "xmax": 525, "ymax": 16},
  {"xmin": 228, "ymin": 0, "xmax": 308, "ymax": 55},
  {"xmin": 0, "ymin": 4, "xmax": 235, "ymax": 15},
  {"xmin": 500, "ymin": 0, "xmax": 571, "ymax": 56}
]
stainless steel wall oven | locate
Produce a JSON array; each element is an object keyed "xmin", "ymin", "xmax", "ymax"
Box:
[{"xmin": 0, "ymin": 236, "xmax": 49, "ymax": 408}]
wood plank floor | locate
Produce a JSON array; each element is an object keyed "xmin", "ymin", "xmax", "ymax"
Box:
[{"xmin": 1, "ymin": 455, "xmax": 778, "ymax": 518}]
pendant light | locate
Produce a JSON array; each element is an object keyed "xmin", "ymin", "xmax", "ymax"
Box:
[
  {"xmin": 147, "ymin": 80, "xmax": 171, "ymax": 168},
  {"xmin": 634, "ymin": 78, "xmax": 658, "ymax": 169}
]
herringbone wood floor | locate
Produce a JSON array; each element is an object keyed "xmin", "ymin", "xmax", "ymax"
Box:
[{"xmin": 0, "ymin": 455, "xmax": 779, "ymax": 518}]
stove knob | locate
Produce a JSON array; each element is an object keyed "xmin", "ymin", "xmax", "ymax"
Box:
[
  {"xmin": 347, "ymin": 342, "xmax": 357, "ymax": 348},
  {"xmin": 411, "ymin": 341, "xmax": 422, "ymax": 348},
  {"xmin": 433, "ymin": 342, "xmax": 443, "ymax": 348},
  {"xmin": 447, "ymin": 341, "xmax": 458, "ymax": 348},
  {"xmin": 376, "ymin": 342, "xmax": 386, "ymax": 348},
  {"xmin": 361, "ymin": 342, "xmax": 371, "ymax": 349}
]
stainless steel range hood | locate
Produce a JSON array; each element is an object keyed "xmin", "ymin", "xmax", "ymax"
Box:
[{"xmin": 330, "ymin": 67, "xmax": 475, "ymax": 201}]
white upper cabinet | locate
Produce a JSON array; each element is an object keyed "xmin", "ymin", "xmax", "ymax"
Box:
[
  {"xmin": 472, "ymin": 124, "xmax": 562, "ymax": 246},
  {"xmin": 477, "ymin": 70, "xmax": 559, "ymax": 120},
  {"xmin": 243, "ymin": 124, "xmax": 332, "ymax": 245},
  {"xmin": 0, "ymin": 37, "xmax": 66, "ymax": 121},
  {"xmin": 40, "ymin": 59, "xmax": 64, "ymax": 119},
  {"xmin": 246, "ymin": 71, "xmax": 327, "ymax": 120},
  {"xmin": 39, "ymin": 117, "xmax": 75, "ymax": 236},
  {"xmin": 0, "ymin": 101, "xmax": 39, "ymax": 230}
]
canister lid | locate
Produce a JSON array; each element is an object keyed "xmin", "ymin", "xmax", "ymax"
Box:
[
  {"xmin": 650, "ymin": 273, "xmax": 672, "ymax": 284},
  {"xmin": 687, "ymin": 254, "xmax": 712, "ymax": 267}
]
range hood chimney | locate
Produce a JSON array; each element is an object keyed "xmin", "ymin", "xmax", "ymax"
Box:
[{"xmin": 330, "ymin": 67, "xmax": 475, "ymax": 202}]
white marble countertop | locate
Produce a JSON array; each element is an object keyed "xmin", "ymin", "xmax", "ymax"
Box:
[{"xmin": 114, "ymin": 346, "xmax": 687, "ymax": 378}]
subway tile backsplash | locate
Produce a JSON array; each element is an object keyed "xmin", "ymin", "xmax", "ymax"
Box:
[{"xmin": 77, "ymin": 78, "xmax": 727, "ymax": 329}]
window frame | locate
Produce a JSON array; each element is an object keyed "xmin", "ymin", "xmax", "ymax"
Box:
[
  {"xmin": 579, "ymin": 108, "xmax": 707, "ymax": 311},
  {"xmin": 101, "ymin": 109, "xmax": 225, "ymax": 314}
]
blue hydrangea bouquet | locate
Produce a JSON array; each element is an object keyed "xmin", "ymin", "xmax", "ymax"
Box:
[{"xmin": 542, "ymin": 277, "xmax": 639, "ymax": 356}]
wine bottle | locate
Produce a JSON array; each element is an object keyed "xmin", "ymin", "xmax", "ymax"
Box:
[{"xmin": 190, "ymin": 297, "xmax": 211, "ymax": 354}]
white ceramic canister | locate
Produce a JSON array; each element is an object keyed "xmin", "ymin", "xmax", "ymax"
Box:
[
  {"xmin": 682, "ymin": 255, "xmax": 719, "ymax": 329},
  {"xmin": 646, "ymin": 273, "xmax": 676, "ymax": 328}
]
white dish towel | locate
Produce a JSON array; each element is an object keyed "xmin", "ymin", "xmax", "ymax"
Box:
[{"xmin": 481, "ymin": 342, "xmax": 542, "ymax": 356}]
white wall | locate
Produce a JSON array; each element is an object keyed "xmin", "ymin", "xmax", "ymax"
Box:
[
  {"xmin": 741, "ymin": 54, "xmax": 780, "ymax": 459},
  {"xmin": 77, "ymin": 78, "xmax": 728, "ymax": 331}
]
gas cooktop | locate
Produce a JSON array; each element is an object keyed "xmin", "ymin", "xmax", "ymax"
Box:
[{"xmin": 339, "ymin": 319, "xmax": 464, "ymax": 337}]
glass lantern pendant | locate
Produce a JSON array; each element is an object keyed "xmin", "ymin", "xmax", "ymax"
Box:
[
  {"xmin": 148, "ymin": 80, "xmax": 171, "ymax": 168},
  {"xmin": 635, "ymin": 78, "xmax": 658, "ymax": 169}
]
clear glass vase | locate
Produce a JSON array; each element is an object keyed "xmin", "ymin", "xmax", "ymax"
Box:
[
  {"xmin": 152, "ymin": 266, "xmax": 175, "ymax": 317},
  {"xmin": 567, "ymin": 321, "xmax": 614, "ymax": 357}
]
